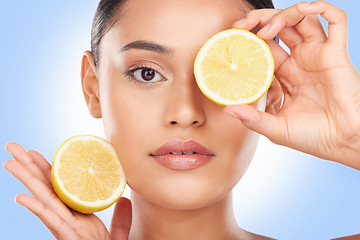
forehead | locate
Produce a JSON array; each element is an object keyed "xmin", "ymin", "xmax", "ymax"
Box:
[{"xmin": 108, "ymin": 0, "xmax": 252, "ymax": 49}]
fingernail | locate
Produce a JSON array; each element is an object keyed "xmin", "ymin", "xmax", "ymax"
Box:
[
  {"xmin": 14, "ymin": 196, "xmax": 22, "ymax": 206},
  {"xmin": 3, "ymin": 161, "xmax": 9, "ymax": 171},
  {"xmin": 236, "ymin": 18, "xmax": 246, "ymax": 25},
  {"xmin": 224, "ymin": 109, "xmax": 243, "ymax": 120},
  {"xmin": 298, "ymin": 2, "xmax": 311, "ymax": 7},
  {"xmin": 261, "ymin": 24, "xmax": 271, "ymax": 32}
]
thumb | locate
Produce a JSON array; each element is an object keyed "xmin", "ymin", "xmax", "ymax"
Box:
[
  {"xmin": 224, "ymin": 104, "xmax": 286, "ymax": 145},
  {"xmin": 110, "ymin": 197, "xmax": 132, "ymax": 240}
]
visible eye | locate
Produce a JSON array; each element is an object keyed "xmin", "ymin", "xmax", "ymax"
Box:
[{"xmin": 132, "ymin": 67, "xmax": 163, "ymax": 83}]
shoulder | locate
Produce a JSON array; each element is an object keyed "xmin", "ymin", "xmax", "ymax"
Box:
[
  {"xmin": 244, "ymin": 232, "xmax": 360, "ymax": 240},
  {"xmin": 244, "ymin": 230, "xmax": 277, "ymax": 240},
  {"xmin": 331, "ymin": 234, "xmax": 360, "ymax": 240}
]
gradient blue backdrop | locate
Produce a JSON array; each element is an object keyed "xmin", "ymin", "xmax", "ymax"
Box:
[{"xmin": 1, "ymin": 1, "xmax": 359, "ymax": 239}]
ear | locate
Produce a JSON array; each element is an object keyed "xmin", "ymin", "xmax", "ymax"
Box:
[
  {"xmin": 81, "ymin": 51, "xmax": 102, "ymax": 119},
  {"xmin": 265, "ymin": 77, "xmax": 283, "ymax": 115}
]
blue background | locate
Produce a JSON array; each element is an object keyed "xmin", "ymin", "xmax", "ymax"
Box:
[{"xmin": 1, "ymin": 0, "xmax": 359, "ymax": 239}]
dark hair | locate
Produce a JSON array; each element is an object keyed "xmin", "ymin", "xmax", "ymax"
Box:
[
  {"xmin": 91, "ymin": 0, "xmax": 125, "ymax": 68},
  {"xmin": 246, "ymin": 0, "xmax": 275, "ymax": 9},
  {"xmin": 91, "ymin": 0, "xmax": 275, "ymax": 68}
]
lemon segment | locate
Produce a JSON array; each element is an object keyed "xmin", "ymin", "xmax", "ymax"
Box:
[
  {"xmin": 194, "ymin": 28, "xmax": 275, "ymax": 106},
  {"xmin": 51, "ymin": 135, "xmax": 126, "ymax": 214}
]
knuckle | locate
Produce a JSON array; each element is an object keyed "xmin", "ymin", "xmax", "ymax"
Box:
[
  {"xmin": 316, "ymin": 1, "xmax": 348, "ymax": 23},
  {"xmin": 47, "ymin": 190, "xmax": 61, "ymax": 203},
  {"xmin": 51, "ymin": 217, "xmax": 69, "ymax": 239},
  {"xmin": 245, "ymin": 9, "xmax": 260, "ymax": 18},
  {"xmin": 339, "ymin": 10, "xmax": 348, "ymax": 22},
  {"xmin": 246, "ymin": 8, "xmax": 271, "ymax": 18},
  {"xmin": 268, "ymin": 13, "xmax": 284, "ymax": 27},
  {"xmin": 34, "ymin": 199, "xmax": 48, "ymax": 217},
  {"xmin": 332, "ymin": 8, "xmax": 347, "ymax": 23},
  {"xmin": 24, "ymin": 174, "xmax": 37, "ymax": 186}
]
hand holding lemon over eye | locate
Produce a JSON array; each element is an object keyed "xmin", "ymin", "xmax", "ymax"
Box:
[
  {"xmin": 207, "ymin": 2, "xmax": 360, "ymax": 170},
  {"xmin": 194, "ymin": 0, "xmax": 360, "ymax": 170}
]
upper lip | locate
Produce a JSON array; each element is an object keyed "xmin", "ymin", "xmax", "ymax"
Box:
[{"xmin": 150, "ymin": 139, "xmax": 215, "ymax": 156}]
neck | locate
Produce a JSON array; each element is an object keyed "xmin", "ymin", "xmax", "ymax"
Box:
[{"xmin": 129, "ymin": 190, "xmax": 248, "ymax": 240}]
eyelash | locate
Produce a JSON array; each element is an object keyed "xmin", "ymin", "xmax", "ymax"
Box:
[{"xmin": 123, "ymin": 64, "xmax": 166, "ymax": 85}]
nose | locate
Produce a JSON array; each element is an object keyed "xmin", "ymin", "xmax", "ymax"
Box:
[{"xmin": 164, "ymin": 75, "xmax": 206, "ymax": 128}]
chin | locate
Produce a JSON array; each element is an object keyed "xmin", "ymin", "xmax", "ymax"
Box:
[
  {"xmin": 158, "ymin": 192, "xmax": 231, "ymax": 210},
  {"xmin": 129, "ymin": 170, "xmax": 237, "ymax": 210}
]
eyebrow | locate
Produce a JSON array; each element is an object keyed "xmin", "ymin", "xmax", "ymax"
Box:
[{"xmin": 120, "ymin": 40, "xmax": 173, "ymax": 55}]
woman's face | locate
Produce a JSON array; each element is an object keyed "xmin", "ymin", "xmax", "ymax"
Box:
[{"xmin": 96, "ymin": 0, "xmax": 265, "ymax": 209}]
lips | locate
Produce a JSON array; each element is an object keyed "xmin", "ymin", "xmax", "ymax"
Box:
[{"xmin": 150, "ymin": 139, "xmax": 214, "ymax": 171}]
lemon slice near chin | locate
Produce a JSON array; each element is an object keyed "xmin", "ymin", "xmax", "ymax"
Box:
[{"xmin": 51, "ymin": 135, "xmax": 126, "ymax": 214}]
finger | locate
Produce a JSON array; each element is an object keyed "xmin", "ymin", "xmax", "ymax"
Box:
[
  {"xmin": 253, "ymin": 5, "xmax": 310, "ymax": 40},
  {"xmin": 3, "ymin": 159, "xmax": 75, "ymax": 223},
  {"xmin": 234, "ymin": 8, "xmax": 303, "ymax": 42},
  {"xmin": 266, "ymin": 77, "xmax": 283, "ymax": 114},
  {"xmin": 292, "ymin": 12, "xmax": 326, "ymax": 42},
  {"xmin": 110, "ymin": 197, "xmax": 132, "ymax": 240},
  {"xmin": 233, "ymin": 9, "xmax": 281, "ymax": 32},
  {"xmin": 28, "ymin": 150, "xmax": 52, "ymax": 182},
  {"xmin": 235, "ymin": 5, "xmax": 327, "ymax": 46},
  {"xmin": 234, "ymin": 9, "xmax": 304, "ymax": 51},
  {"xmin": 15, "ymin": 194, "xmax": 78, "ymax": 240},
  {"xmin": 260, "ymin": 5, "xmax": 326, "ymax": 42},
  {"xmin": 267, "ymin": 40, "xmax": 289, "ymax": 74},
  {"xmin": 5, "ymin": 142, "xmax": 51, "ymax": 188},
  {"xmin": 296, "ymin": 1, "xmax": 348, "ymax": 48},
  {"xmin": 224, "ymin": 105, "xmax": 286, "ymax": 145}
]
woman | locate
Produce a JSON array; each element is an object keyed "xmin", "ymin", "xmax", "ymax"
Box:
[{"xmin": 4, "ymin": 0, "xmax": 360, "ymax": 239}]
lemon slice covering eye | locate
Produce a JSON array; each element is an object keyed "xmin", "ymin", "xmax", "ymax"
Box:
[
  {"xmin": 51, "ymin": 135, "xmax": 126, "ymax": 214},
  {"xmin": 194, "ymin": 28, "xmax": 275, "ymax": 106}
]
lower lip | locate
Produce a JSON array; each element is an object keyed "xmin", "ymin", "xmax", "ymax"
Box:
[{"xmin": 151, "ymin": 154, "xmax": 212, "ymax": 171}]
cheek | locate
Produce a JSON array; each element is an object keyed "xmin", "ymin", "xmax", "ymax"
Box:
[
  {"xmin": 211, "ymin": 114, "xmax": 260, "ymax": 189},
  {"xmin": 99, "ymin": 78, "xmax": 163, "ymax": 171},
  {"xmin": 229, "ymin": 96, "xmax": 266, "ymax": 179},
  {"xmin": 226, "ymin": 129, "xmax": 259, "ymax": 185},
  {"xmin": 206, "ymin": 96, "xmax": 266, "ymax": 190}
]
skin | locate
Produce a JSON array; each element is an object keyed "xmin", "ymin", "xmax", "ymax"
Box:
[
  {"xmin": 3, "ymin": 0, "xmax": 360, "ymax": 239},
  {"xmin": 84, "ymin": 0, "xmax": 273, "ymax": 238}
]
